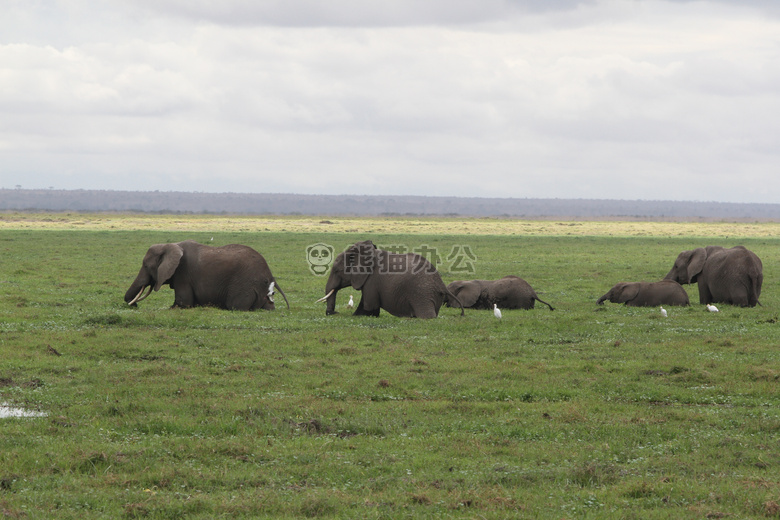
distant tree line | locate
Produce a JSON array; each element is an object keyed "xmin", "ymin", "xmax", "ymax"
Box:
[{"xmin": 1, "ymin": 189, "xmax": 779, "ymax": 220}]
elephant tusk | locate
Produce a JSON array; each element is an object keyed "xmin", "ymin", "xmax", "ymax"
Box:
[
  {"xmin": 314, "ymin": 289, "xmax": 335, "ymax": 304},
  {"xmin": 128, "ymin": 285, "xmax": 153, "ymax": 305},
  {"xmin": 135, "ymin": 288, "xmax": 153, "ymax": 303}
]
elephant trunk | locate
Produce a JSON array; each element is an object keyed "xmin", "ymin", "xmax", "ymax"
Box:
[
  {"xmin": 596, "ymin": 293, "xmax": 608, "ymax": 305},
  {"xmin": 325, "ymin": 289, "xmax": 339, "ymax": 315},
  {"xmin": 124, "ymin": 272, "xmax": 152, "ymax": 305},
  {"xmin": 319, "ymin": 268, "xmax": 349, "ymax": 315},
  {"xmin": 314, "ymin": 286, "xmax": 339, "ymax": 315}
]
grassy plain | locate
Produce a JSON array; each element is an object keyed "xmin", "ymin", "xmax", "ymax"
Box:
[{"xmin": 1, "ymin": 213, "xmax": 779, "ymax": 519}]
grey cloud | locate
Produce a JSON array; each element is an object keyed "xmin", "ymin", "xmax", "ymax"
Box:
[
  {"xmin": 672, "ymin": 0, "xmax": 780, "ymax": 13},
  {"xmin": 130, "ymin": 0, "xmax": 597, "ymax": 27},
  {"xmin": 2, "ymin": 0, "xmax": 780, "ymax": 203}
]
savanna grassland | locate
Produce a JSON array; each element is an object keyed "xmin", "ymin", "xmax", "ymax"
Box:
[{"xmin": 1, "ymin": 213, "xmax": 779, "ymax": 519}]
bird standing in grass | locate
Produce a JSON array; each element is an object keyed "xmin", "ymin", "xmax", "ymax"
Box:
[
  {"xmin": 347, "ymin": 295, "xmax": 354, "ymax": 309},
  {"xmin": 493, "ymin": 303, "xmax": 502, "ymax": 319},
  {"xmin": 660, "ymin": 306, "xmax": 667, "ymax": 317},
  {"xmin": 707, "ymin": 304, "xmax": 719, "ymax": 312}
]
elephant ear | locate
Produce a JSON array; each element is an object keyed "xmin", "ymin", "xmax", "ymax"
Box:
[
  {"xmin": 450, "ymin": 281, "xmax": 481, "ymax": 308},
  {"xmin": 686, "ymin": 248, "xmax": 707, "ymax": 283},
  {"xmin": 345, "ymin": 241, "xmax": 375, "ymax": 290},
  {"xmin": 154, "ymin": 243, "xmax": 184, "ymax": 291},
  {"xmin": 617, "ymin": 283, "xmax": 640, "ymax": 303}
]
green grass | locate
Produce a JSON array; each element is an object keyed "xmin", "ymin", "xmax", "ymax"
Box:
[{"xmin": 1, "ymin": 216, "xmax": 779, "ymax": 519}]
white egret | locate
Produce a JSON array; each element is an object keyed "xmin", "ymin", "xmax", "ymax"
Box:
[
  {"xmin": 660, "ymin": 306, "xmax": 667, "ymax": 317},
  {"xmin": 493, "ymin": 303, "xmax": 502, "ymax": 319},
  {"xmin": 347, "ymin": 295, "xmax": 354, "ymax": 309},
  {"xmin": 707, "ymin": 304, "xmax": 719, "ymax": 312}
]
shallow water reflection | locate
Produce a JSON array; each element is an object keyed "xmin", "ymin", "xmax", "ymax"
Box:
[{"xmin": 0, "ymin": 403, "xmax": 47, "ymax": 418}]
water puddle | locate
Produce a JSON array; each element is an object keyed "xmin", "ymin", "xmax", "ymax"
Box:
[{"xmin": 0, "ymin": 403, "xmax": 47, "ymax": 418}]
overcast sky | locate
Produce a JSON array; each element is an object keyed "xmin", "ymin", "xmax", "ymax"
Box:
[{"xmin": 2, "ymin": 1, "xmax": 779, "ymax": 202}]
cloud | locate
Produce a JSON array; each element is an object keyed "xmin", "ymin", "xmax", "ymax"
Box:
[
  {"xmin": 129, "ymin": 0, "xmax": 597, "ymax": 27},
  {"xmin": 1, "ymin": 0, "xmax": 780, "ymax": 202}
]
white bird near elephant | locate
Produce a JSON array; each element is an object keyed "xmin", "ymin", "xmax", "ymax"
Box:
[
  {"xmin": 493, "ymin": 303, "xmax": 502, "ymax": 319},
  {"xmin": 707, "ymin": 304, "xmax": 719, "ymax": 312},
  {"xmin": 347, "ymin": 295, "xmax": 354, "ymax": 309},
  {"xmin": 660, "ymin": 306, "xmax": 667, "ymax": 317}
]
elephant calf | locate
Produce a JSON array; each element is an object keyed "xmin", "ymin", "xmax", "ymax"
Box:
[
  {"xmin": 597, "ymin": 280, "xmax": 689, "ymax": 307},
  {"xmin": 446, "ymin": 275, "xmax": 554, "ymax": 311}
]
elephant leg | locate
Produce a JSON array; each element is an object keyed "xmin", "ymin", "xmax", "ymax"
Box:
[
  {"xmin": 172, "ymin": 284, "xmax": 195, "ymax": 308},
  {"xmin": 729, "ymin": 286, "xmax": 750, "ymax": 307},
  {"xmin": 226, "ymin": 289, "xmax": 259, "ymax": 311},
  {"xmin": 410, "ymin": 302, "xmax": 438, "ymax": 319},
  {"xmin": 697, "ymin": 282, "xmax": 713, "ymax": 305},
  {"xmin": 353, "ymin": 295, "xmax": 380, "ymax": 317}
]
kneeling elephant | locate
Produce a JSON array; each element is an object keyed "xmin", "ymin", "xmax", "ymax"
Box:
[
  {"xmin": 664, "ymin": 245, "xmax": 762, "ymax": 307},
  {"xmin": 597, "ymin": 280, "xmax": 689, "ymax": 307},
  {"xmin": 316, "ymin": 240, "xmax": 464, "ymax": 318},
  {"xmin": 446, "ymin": 275, "xmax": 554, "ymax": 311},
  {"xmin": 124, "ymin": 240, "xmax": 289, "ymax": 311}
]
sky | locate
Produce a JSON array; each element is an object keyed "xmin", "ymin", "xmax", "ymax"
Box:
[{"xmin": 2, "ymin": 0, "xmax": 780, "ymax": 203}]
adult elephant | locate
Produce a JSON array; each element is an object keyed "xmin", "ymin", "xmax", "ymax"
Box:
[
  {"xmin": 315, "ymin": 240, "xmax": 464, "ymax": 318},
  {"xmin": 446, "ymin": 276, "xmax": 554, "ymax": 311},
  {"xmin": 597, "ymin": 280, "xmax": 689, "ymax": 307},
  {"xmin": 124, "ymin": 240, "xmax": 289, "ymax": 311},
  {"xmin": 664, "ymin": 245, "xmax": 762, "ymax": 307}
]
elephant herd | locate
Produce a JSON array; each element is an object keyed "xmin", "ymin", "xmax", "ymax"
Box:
[
  {"xmin": 598, "ymin": 245, "xmax": 763, "ymax": 309},
  {"xmin": 124, "ymin": 240, "xmax": 763, "ymax": 318}
]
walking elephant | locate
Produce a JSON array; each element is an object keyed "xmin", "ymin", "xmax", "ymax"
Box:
[
  {"xmin": 124, "ymin": 240, "xmax": 289, "ymax": 311},
  {"xmin": 315, "ymin": 240, "xmax": 464, "ymax": 318},
  {"xmin": 597, "ymin": 280, "xmax": 689, "ymax": 307},
  {"xmin": 664, "ymin": 245, "xmax": 762, "ymax": 307},
  {"xmin": 446, "ymin": 276, "xmax": 554, "ymax": 310}
]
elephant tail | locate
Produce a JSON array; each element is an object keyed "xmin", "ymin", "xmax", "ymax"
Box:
[
  {"xmin": 739, "ymin": 273, "xmax": 763, "ymax": 307},
  {"xmin": 751, "ymin": 273, "xmax": 763, "ymax": 307},
  {"xmin": 274, "ymin": 280, "xmax": 291, "ymax": 310},
  {"xmin": 445, "ymin": 288, "xmax": 465, "ymax": 316},
  {"xmin": 536, "ymin": 296, "xmax": 555, "ymax": 311}
]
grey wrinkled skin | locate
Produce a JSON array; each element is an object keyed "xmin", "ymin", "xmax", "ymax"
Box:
[
  {"xmin": 597, "ymin": 280, "xmax": 689, "ymax": 307},
  {"xmin": 664, "ymin": 245, "xmax": 762, "ymax": 307},
  {"xmin": 446, "ymin": 276, "xmax": 554, "ymax": 311},
  {"xmin": 124, "ymin": 240, "xmax": 288, "ymax": 311}
]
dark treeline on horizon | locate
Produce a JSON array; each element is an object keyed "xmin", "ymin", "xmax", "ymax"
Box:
[{"xmin": 1, "ymin": 189, "xmax": 779, "ymax": 220}]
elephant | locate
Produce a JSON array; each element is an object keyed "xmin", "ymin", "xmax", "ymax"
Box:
[
  {"xmin": 597, "ymin": 280, "xmax": 689, "ymax": 307},
  {"xmin": 315, "ymin": 240, "xmax": 464, "ymax": 318},
  {"xmin": 124, "ymin": 240, "xmax": 289, "ymax": 311},
  {"xmin": 446, "ymin": 276, "xmax": 554, "ymax": 311},
  {"xmin": 664, "ymin": 245, "xmax": 762, "ymax": 307}
]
